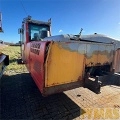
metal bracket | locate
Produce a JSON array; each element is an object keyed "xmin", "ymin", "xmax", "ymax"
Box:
[{"xmin": 84, "ymin": 72, "xmax": 120, "ymax": 94}]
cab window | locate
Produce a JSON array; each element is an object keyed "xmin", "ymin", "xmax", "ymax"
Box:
[{"xmin": 29, "ymin": 23, "xmax": 50, "ymax": 41}]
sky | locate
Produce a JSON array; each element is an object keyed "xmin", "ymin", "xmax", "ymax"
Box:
[{"xmin": 0, "ymin": 0, "xmax": 120, "ymax": 43}]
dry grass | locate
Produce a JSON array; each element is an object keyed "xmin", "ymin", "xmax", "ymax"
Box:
[{"xmin": 0, "ymin": 46, "xmax": 27, "ymax": 74}]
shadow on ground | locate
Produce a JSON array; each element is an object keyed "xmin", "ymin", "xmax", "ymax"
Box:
[
  {"xmin": 1, "ymin": 73, "xmax": 85, "ymax": 120},
  {"xmin": 9, "ymin": 59, "xmax": 17, "ymax": 64},
  {"xmin": 101, "ymin": 74, "xmax": 120, "ymax": 86}
]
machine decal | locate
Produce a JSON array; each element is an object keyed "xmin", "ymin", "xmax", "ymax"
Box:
[{"xmin": 30, "ymin": 43, "xmax": 41, "ymax": 55}]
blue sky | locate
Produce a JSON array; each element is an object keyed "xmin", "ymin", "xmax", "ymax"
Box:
[{"xmin": 0, "ymin": 0, "xmax": 120, "ymax": 43}]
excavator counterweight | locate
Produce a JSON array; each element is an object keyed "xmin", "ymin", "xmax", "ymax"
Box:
[{"xmin": 19, "ymin": 16, "xmax": 120, "ymax": 96}]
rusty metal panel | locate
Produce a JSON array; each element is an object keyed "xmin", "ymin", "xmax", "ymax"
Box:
[
  {"xmin": 45, "ymin": 42, "xmax": 85, "ymax": 87},
  {"xmin": 98, "ymin": 45, "xmax": 106, "ymax": 65},
  {"xmin": 105, "ymin": 44, "xmax": 114, "ymax": 63},
  {"xmin": 114, "ymin": 49, "xmax": 120, "ymax": 73},
  {"xmin": 86, "ymin": 43, "xmax": 99, "ymax": 66},
  {"xmin": 84, "ymin": 43, "xmax": 114, "ymax": 67},
  {"xmin": 78, "ymin": 43, "xmax": 86, "ymax": 54},
  {"xmin": 98, "ymin": 44, "xmax": 114, "ymax": 65}
]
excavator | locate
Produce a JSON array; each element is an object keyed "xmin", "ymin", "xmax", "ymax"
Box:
[
  {"xmin": 18, "ymin": 16, "xmax": 120, "ymax": 96},
  {"xmin": 0, "ymin": 12, "xmax": 9, "ymax": 79}
]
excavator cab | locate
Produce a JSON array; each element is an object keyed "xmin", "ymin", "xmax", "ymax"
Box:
[
  {"xmin": 18, "ymin": 16, "xmax": 51, "ymax": 42},
  {"xmin": 29, "ymin": 23, "xmax": 50, "ymax": 41},
  {"xmin": 18, "ymin": 16, "xmax": 51, "ymax": 63}
]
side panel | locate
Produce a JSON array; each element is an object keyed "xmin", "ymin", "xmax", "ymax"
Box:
[
  {"xmin": 114, "ymin": 48, "xmax": 120, "ymax": 73},
  {"xmin": 85, "ymin": 43, "xmax": 114, "ymax": 67},
  {"xmin": 45, "ymin": 42, "xmax": 85, "ymax": 87},
  {"xmin": 29, "ymin": 41, "xmax": 48, "ymax": 93},
  {"xmin": 98, "ymin": 44, "xmax": 114, "ymax": 65},
  {"xmin": 86, "ymin": 44, "xmax": 99, "ymax": 66},
  {"xmin": 25, "ymin": 43, "xmax": 31, "ymax": 70}
]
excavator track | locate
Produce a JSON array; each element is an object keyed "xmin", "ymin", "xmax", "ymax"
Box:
[{"xmin": 0, "ymin": 53, "xmax": 9, "ymax": 79}]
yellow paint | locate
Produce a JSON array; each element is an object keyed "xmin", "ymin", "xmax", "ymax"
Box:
[
  {"xmin": 98, "ymin": 54, "xmax": 112, "ymax": 64},
  {"xmin": 45, "ymin": 42, "xmax": 85, "ymax": 87},
  {"xmin": 86, "ymin": 54, "xmax": 111, "ymax": 67},
  {"xmin": 86, "ymin": 54, "xmax": 98, "ymax": 66}
]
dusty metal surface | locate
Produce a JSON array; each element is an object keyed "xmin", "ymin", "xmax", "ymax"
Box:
[
  {"xmin": 85, "ymin": 43, "xmax": 114, "ymax": 67},
  {"xmin": 114, "ymin": 48, "xmax": 120, "ymax": 73},
  {"xmin": 1, "ymin": 70, "xmax": 120, "ymax": 119},
  {"xmin": 44, "ymin": 37, "xmax": 115, "ymax": 67},
  {"xmin": 45, "ymin": 41, "xmax": 115, "ymax": 87},
  {"xmin": 45, "ymin": 42, "xmax": 85, "ymax": 87}
]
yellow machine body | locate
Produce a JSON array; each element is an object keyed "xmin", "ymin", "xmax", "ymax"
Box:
[{"xmin": 45, "ymin": 42, "xmax": 85, "ymax": 87}]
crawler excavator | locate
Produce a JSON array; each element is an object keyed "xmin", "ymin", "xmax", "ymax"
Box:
[
  {"xmin": 0, "ymin": 12, "xmax": 9, "ymax": 79},
  {"xmin": 18, "ymin": 16, "xmax": 120, "ymax": 96}
]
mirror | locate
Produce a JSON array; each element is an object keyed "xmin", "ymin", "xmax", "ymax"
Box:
[{"xmin": 18, "ymin": 28, "xmax": 23, "ymax": 34}]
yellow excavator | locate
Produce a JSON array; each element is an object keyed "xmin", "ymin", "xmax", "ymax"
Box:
[{"xmin": 0, "ymin": 12, "xmax": 9, "ymax": 79}]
